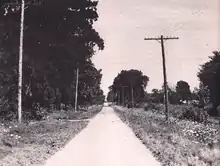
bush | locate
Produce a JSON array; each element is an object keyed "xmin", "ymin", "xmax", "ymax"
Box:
[
  {"xmin": 144, "ymin": 102, "xmax": 157, "ymax": 111},
  {"xmin": 0, "ymin": 97, "xmax": 17, "ymax": 120},
  {"xmin": 134, "ymin": 102, "xmax": 142, "ymax": 108},
  {"xmin": 179, "ymin": 106, "xmax": 208, "ymax": 123},
  {"xmin": 127, "ymin": 102, "xmax": 133, "ymax": 108},
  {"xmin": 44, "ymin": 110, "xmax": 77, "ymax": 120},
  {"xmin": 216, "ymin": 105, "xmax": 220, "ymax": 116}
]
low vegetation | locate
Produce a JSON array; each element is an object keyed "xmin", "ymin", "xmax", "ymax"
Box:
[
  {"xmin": 114, "ymin": 105, "xmax": 220, "ymax": 166},
  {"xmin": 143, "ymin": 103, "xmax": 219, "ymax": 125},
  {"xmin": 0, "ymin": 105, "xmax": 102, "ymax": 166}
]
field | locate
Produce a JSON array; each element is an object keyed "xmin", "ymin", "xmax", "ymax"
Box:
[
  {"xmin": 114, "ymin": 105, "xmax": 220, "ymax": 166},
  {"xmin": 0, "ymin": 105, "xmax": 103, "ymax": 166}
]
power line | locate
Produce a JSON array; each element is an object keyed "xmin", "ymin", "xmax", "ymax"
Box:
[{"xmin": 144, "ymin": 35, "xmax": 179, "ymax": 121}]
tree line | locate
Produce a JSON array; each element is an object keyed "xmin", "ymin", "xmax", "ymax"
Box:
[
  {"xmin": 107, "ymin": 51, "xmax": 220, "ymax": 116},
  {"xmin": 107, "ymin": 69, "xmax": 149, "ymax": 107},
  {"xmin": 0, "ymin": 0, "xmax": 105, "ymax": 120}
]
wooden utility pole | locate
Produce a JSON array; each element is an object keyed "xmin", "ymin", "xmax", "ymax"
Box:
[
  {"xmin": 144, "ymin": 35, "xmax": 179, "ymax": 121},
  {"xmin": 18, "ymin": 0, "xmax": 25, "ymax": 123},
  {"xmin": 8, "ymin": 0, "xmax": 42, "ymax": 123},
  {"xmin": 122, "ymin": 86, "xmax": 125, "ymax": 106},
  {"xmin": 74, "ymin": 65, "xmax": 79, "ymax": 111},
  {"xmin": 121, "ymin": 86, "xmax": 128, "ymax": 106},
  {"xmin": 118, "ymin": 89, "xmax": 120, "ymax": 105},
  {"xmin": 131, "ymin": 85, "xmax": 134, "ymax": 108}
]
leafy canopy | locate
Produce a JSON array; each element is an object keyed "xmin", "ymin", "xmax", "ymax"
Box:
[
  {"xmin": 109, "ymin": 69, "xmax": 149, "ymax": 105},
  {"xmin": 0, "ymin": 0, "xmax": 105, "ymax": 119},
  {"xmin": 197, "ymin": 51, "xmax": 220, "ymax": 116}
]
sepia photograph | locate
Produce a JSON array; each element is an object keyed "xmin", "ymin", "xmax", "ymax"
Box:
[{"xmin": 0, "ymin": 0, "xmax": 219, "ymax": 165}]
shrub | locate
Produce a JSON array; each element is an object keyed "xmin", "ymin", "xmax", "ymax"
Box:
[
  {"xmin": 144, "ymin": 102, "xmax": 157, "ymax": 111},
  {"xmin": 0, "ymin": 97, "xmax": 17, "ymax": 120},
  {"xmin": 134, "ymin": 102, "xmax": 141, "ymax": 108},
  {"xmin": 216, "ymin": 105, "xmax": 220, "ymax": 116},
  {"xmin": 127, "ymin": 102, "xmax": 133, "ymax": 108},
  {"xmin": 179, "ymin": 106, "xmax": 208, "ymax": 123}
]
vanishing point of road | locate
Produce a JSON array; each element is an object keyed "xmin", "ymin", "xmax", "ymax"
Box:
[{"xmin": 42, "ymin": 107, "xmax": 161, "ymax": 166}]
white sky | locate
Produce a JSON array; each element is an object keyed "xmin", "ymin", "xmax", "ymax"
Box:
[{"xmin": 92, "ymin": 0, "xmax": 220, "ymax": 95}]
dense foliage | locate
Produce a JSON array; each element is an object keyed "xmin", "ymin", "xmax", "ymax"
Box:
[
  {"xmin": 149, "ymin": 88, "xmax": 164, "ymax": 103},
  {"xmin": 108, "ymin": 69, "xmax": 149, "ymax": 107},
  {"xmin": 198, "ymin": 51, "xmax": 220, "ymax": 116},
  {"xmin": 176, "ymin": 80, "xmax": 191, "ymax": 102},
  {"xmin": 0, "ymin": 0, "xmax": 105, "ymax": 120},
  {"xmin": 149, "ymin": 81, "xmax": 192, "ymax": 105},
  {"xmin": 106, "ymin": 89, "xmax": 114, "ymax": 102},
  {"xmin": 148, "ymin": 85, "xmax": 180, "ymax": 105}
]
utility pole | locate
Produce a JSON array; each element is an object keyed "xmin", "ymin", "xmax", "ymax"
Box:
[
  {"xmin": 131, "ymin": 85, "xmax": 134, "ymax": 108},
  {"xmin": 74, "ymin": 64, "xmax": 79, "ymax": 111},
  {"xmin": 10, "ymin": 0, "xmax": 42, "ymax": 123},
  {"xmin": 118, "ymin": 89, "xmax": 120, "ymax": 105},
  {"xmin": 120, "ymin": 85, "xmax": 128, "ymax": 106},
  {"xmin": 144, "ymin": 35, "xmax": 179, "ymax": 121},
  {"xmin": 18, "ymin": 0, "xmax": 25, "ymax": 123},
  {"xmin": 122, "ymin": 86, "xmax": 124, "ymax": 106}
]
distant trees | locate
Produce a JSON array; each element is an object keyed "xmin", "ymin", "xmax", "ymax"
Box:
[
  {"xmin": 108, "ymin": 69, "xmax": 149, "ymax": 107},
  {"xmin": 168, "ymin": 89, "xmax": 179, "ymax": 105},
  {"xmin": 149, "ymin": 84, "xmax": 180, "ymax": 104},
  {"xmin": 198, "ymin": 51, "xmax": 220, "ymax": 116},
  {"xmin": 0, "ymin": 0, "xmax": 105, "ymax": 120},
  {"xmin": 191, "ymin": 87, "xmax": 200, "ymax": 101},
  {"xmin": 176, "ymin": 80, "xmax": 191, "ymax": 102},
  {"xmin": 107, "ymin": 89, "xmax": 114, "ymax": 102},
  {"xmin": 150, "ymin": 88, "xmax": 163, "ymax": 103}
]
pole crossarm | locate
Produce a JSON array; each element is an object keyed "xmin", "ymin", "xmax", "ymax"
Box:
[{"xmin": 144, "ymin": 36, "xmax": 179, "ymax": 40}]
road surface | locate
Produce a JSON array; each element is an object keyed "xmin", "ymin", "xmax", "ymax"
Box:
[{"xmin": 42, "ymin": 107, "xmax": 161, "ymax": 166}]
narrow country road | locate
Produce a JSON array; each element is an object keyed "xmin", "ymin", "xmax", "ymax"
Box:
[{"xmin": 42, "ymin": 107, "xmax": 161, "ymax": 166}]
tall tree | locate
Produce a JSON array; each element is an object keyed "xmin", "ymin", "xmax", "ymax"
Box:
[
  {"xmin": 191, "ymin": 87, "xmax": 200, "ymax": 101},
  {"xmin": 150, "ymin": 88, "xmax": 163, "ymax": 103},
  {"xmin": 176, "ymin": 80, "xmax": 191, "ymax": 102},
  {"xmin": 109, "ymin": 69, "xmax": 149, "ymax": 106},
  {"xmin": 197, "ymin": 51, "xmax": 220, "ymax": 116},
  {"xmin": 167, "ymin": 86, "xmax": 179, "ymax": 105},
  {"xmin": 0, "ymin": 0, "xmax": 105, "ymax": 119},
  {"xmin": 78, "ymin": 64, "xmax": 105, "ymax": 105},
  {"xmin": 107, "ymin": 89, "xmax": 114, "ymax": 102}
]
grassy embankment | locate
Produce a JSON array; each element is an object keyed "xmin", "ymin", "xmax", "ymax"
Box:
[
  {"xmin": 0, "ymin": 105, "xmax": 103, "ymax": 166},
  {"xmin": 114, "ymin": 105, "xmax": 220, "ymax": 166}
]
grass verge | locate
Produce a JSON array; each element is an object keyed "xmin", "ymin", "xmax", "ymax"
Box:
[
  {"xmin": 0, "ymin": 105, "xmax": 103, "ymax": 166},
  {"xmin": 113, "ymin": 106, "xmax": 220, "ymax": 166},
  {"xmin": 42, "ymin": 105, "xmax": 103, "ymax": 121}
]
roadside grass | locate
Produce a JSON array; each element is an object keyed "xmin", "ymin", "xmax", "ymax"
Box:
[
  {"xmin": 143, "ymin": 103, "xmax": 220, "ymax": 125},
  {"xmin": 0, "ymin": 105, "xmax": 103, "ymax": 166},
  {"xmin": 114, "ymin": 106, "xmax": 220, "ymax": 166},
  {"xmin": 41, "ymin": 105, "xmax": 103, "ymax": 121}
]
